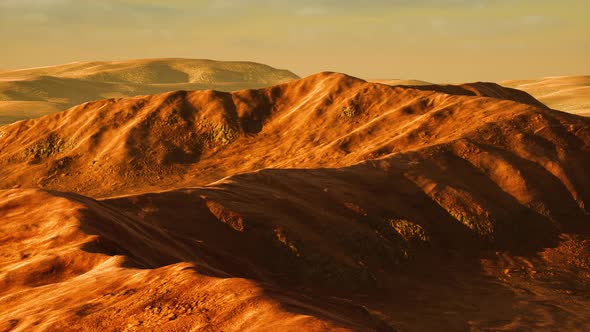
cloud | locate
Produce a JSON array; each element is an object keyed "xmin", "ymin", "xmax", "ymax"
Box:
[
  {"xmin": 295, "ymin": 6, "xmax": 327, "ymax": 17},
  {"xmin": 0, "ymin": 0, "xmax": 69, "ymax": 8}
]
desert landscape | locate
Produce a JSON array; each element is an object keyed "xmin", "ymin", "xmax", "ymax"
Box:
[
  {"xmin": 1, "ymin": 67, "xmax": 589, "ymax": 331},
  {"xmin": 1, "ymin": 0, "xmax": 589, "ymax": 331}
]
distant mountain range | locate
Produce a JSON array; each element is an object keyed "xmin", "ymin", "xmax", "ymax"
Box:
[{"xmin": 0, "ymin": 58, "xmax": 298, "ymax": 125}]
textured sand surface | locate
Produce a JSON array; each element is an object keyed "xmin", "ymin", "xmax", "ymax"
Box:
[
  {"xmin": 1, "ymin": 73, "xmax": 589, "ymax": 331},
  {"xmin": 0, "ymin": 58, "xmax": 298, "ymax": 125}
]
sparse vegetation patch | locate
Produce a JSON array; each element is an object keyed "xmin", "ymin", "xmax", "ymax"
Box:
[
  {"xmin": 390, "ymin": 219, "xmax": 429, "ymax": 244},
  {"xmin": 199, "ymin": 119, "xmax": 238, "ymax": 145},
  {"xmin": 340, "ymin": 106, "xmax": 359, "ymax": 118},
  {"xmin": 23, "ymin": 134, "xmax": 70, "ymax": 163}
]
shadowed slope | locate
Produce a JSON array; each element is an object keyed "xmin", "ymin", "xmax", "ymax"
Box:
[
  {"xmin": 2, "ymin": 132, "xmax": 590, "ymax": 329},
  {"xmin": 0, "ymin": 189, "xmax": 390, "ymax": 332}
]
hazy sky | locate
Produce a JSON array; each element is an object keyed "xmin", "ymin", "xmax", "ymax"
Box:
[{"xmin": 0, "ymin": 0, "xmax": 588, "ymax": 81}]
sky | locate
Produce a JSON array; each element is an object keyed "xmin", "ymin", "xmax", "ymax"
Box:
[{"xmin": 0, "ymin": 0, "xmax": 588, "ymax": 82}]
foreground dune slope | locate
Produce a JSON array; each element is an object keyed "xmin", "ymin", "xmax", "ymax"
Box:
[
  {"xmin": 0, "ymin": 189, "xmax": 389, "ymax": 332},
  {"xmin": 0, "ymin": 58, "xmax": 299, "ymax": 125},
  {"xmin": 2, "ymin": 137, "xmax": 590, "ymax": 330}
]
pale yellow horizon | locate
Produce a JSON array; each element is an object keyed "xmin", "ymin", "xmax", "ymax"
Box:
[{"xmin": 1, "ymin": 0, "xmax": 588, "ymax": 82}]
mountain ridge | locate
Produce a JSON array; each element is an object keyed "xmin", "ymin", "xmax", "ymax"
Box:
[{"xmin": 1, "ymin": 72, "xmax": 571, "ymax": 197}]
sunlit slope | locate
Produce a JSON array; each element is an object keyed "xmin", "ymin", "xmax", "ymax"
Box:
[{"xmin": 0, "ymin": 72, "xmax": 580, "ymax": 199}]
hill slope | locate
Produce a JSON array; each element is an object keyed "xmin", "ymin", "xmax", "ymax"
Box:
[
  {"xmin": 0, "ymin": 72, "xmax": 559, "ymax": 197},
  {"xmin": 501, "ymin": 75, "xmax": 590, "ymax": 116},
  {"xmin": 0, "ymin": 58, "xmax": 299, "ymax": 125}
]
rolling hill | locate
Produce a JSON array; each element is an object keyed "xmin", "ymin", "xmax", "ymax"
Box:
[
  {"xmin": 1, "ymin": 73, "xmax": 589, "ymax": 331},
  {"xmin": 0, "ymin": 58, "xmax": 299, "ymax": 125},
  {"xmin": 0, "ymin": 72, "xmax": 553, "ymax": 197}
]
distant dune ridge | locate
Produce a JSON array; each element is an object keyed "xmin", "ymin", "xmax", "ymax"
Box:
[
  {"xmin": 501, "ymin": 75, "xmax": 590, "ymax": 117},
  {"xmin": 1, "ymin": 72, "xmax": 590, "ymax": 330},
  {"xmin": 0, "ymin": 58, "xmax": 299, "ymax": 125},
  {"xmin": 372, "ymin": 75, "xmax": 590, "ymax": 117}
]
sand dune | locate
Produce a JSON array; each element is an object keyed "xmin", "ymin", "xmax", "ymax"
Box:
[
  {"xmin": 0, "ymin": 58, "xmax": 299, "ymax": 125},
  {"xmin": 1, "ymin": 73, "xmax": 590, "ymax": 330},
  {"xmin": 501, "ymin": 75, "xmax": 590, "ymax": 116}
]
